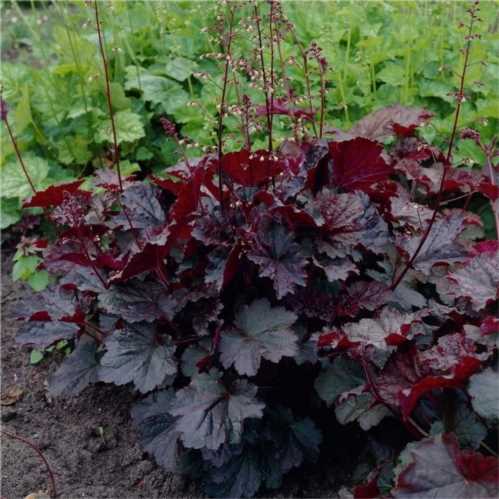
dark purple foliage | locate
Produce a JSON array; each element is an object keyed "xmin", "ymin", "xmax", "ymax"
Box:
[{"xmin": 17, "ymin": 106, "xmax": 499, "ymax": 498}]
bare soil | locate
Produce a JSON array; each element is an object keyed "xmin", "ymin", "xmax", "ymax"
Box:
[{"xmin": 1, "ymin": 252, "xmax": 341, "ymax": 499}]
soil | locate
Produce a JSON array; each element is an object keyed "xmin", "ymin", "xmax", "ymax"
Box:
[{"xmin": 1, "ymin": 251, "xmax": 342, "ymax": 499}]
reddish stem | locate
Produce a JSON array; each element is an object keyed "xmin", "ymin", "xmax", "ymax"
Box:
[
  {"xmin": 217, "ymin": 5, "xmax": 235, "ymax": 215},
  {"xmin": 4, "ymin": 117, "xmax": 37, "ymax": 194},
  {"xmin": 391, "ymin": 12, "xmax": 476, "ymax": 291},
  {"xmin": 254, "ymin": 4, "xmax": 272, "ymax": 153},
  {"xmin": 2, "ymin": 429, "xmax": 57, "ymax": 498},
  {"xmin": 94, "ymin": 0, "xmax": 123, "ymax": 192}
]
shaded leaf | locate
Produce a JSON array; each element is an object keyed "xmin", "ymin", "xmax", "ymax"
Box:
[
  {"xmin": 170, "ymin": 372, "xmax": 264, "ymax": 450},
  {"xmin": 315, "ymin": 354, "xmax": 365, "ymax": 406},
  {"xmin": 16, "ymin": 321, "xmax": 79, "ymax": 349},
  {"xmin": 48, "ymin": 339, "xmax": 100, "ymax": 397},
  {"xmin": 100, "ymin": 322, "xmax": 177, "ymax": 393},
  {"xmin": 468, "ymin": 368, "xmax": 499, "ymax": 423},
  {"xmin": 393, "ymin": 434, "xmax": 499, "ymax": 498},
  {"xmin": 131, "ymin": 389, "xmax": 183, "ymax": 471},
  {"xmin": 219, "ymin": 299, "xmax": 297, "ymax": 376}
]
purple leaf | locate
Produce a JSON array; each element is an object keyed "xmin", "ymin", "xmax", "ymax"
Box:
[
  {"xmin": 219, "ymin": 299, "xmax": 297, "ymax": 376},
  {"xmin": 169, "ymin": 372, "xmax": 264, "ymax": 450},
  {"xmin": 131, "ymin": 389, "xmax": 183, "ymax": 472},
  {"xmin": 99, "ymin": 322, "xmax": 177, "ymax": 393},
  {"xmin": 437, "ymin": 247, "xmax": 499, "ymax": 310},
  {"xmin": 48, "ymin": 338, "xmax": 100, "ymax": 396}
]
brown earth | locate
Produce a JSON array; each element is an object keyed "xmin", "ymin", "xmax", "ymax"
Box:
[{"xmin": 1, "ymin": 251, "xmax": 341, "ymax": 499}]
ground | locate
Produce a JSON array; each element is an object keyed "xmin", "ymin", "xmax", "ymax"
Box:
[{"xmin": 1, "ymin": 251, "xmax": 340, "ymax": 499}]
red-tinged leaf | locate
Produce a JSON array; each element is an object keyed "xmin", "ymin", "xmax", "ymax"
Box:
[
  {"xmin": 93, "ymin": 168, "xmax": 136, "ymax": 192},
  {"xmin": 437, "ymin": 247, "xmax": 499, "ymax": 310},
  {"xmin": 329, "ymin": 138, "xmax": 393, "ymax": 191},
  {"xmin": 393, "ymin": 433, "xmax": 499, "ymax": 498},
  {"xmin": 113, "ymin": 241, "xmax": 169, "ymax": 282},
  {"xmin": 246, "ymin": 217, "xmax": 307, "ymax": 299},
  {"xmin": 221, "ymin": 150, "xmax": 283, "ymax": 187},
  {"xmin": 480, "ymin": 316, "xmax": 499, "ymax": 335},
  {"xmin": 334, "ymin": 105, "xmax": 432, "ymax": 142},
  {"xmin": 255, "ymin": 98, "xmax": 314, "ymax": 121},
  {"xmin": 376, "ymin": 334, "xmax": 481, "ymax": 419},
  {"xmin": 169, "ymin": 158, "xmax": 214, "ymax": 223},
  {"xmin": 23, "ymin": 180, "xmax": 89, "ymax": 208},
  {"xmin": 470, "ymin": 240, "xmax": 499, "ymax": 255},
  {"xmin": 399, "ymin": 356, "xmax": 481, "ymax": 419},
  {"xmin": 317, "ymin": 330, "xmax": 354, "ymax": 350},
  {"xmin": 354, "ymin": 475, "xmax": 381, "ymax": 499},
  {"xmin": 342, "ymin": 307, "xmax": 420, "ymax": 352}
]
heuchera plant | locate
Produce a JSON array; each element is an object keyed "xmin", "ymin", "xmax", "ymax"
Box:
[
  {"xmin": 7, "ymin": 1, "xmax": 499, "ymax": 497},
  {"xmin": 13, "ymin": 105, "xmax": 499, "ymax": 497}
]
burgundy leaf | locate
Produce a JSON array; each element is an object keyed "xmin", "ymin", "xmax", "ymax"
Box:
[
  {"xmin": 23, "ymin": 180, "xmax": 90, "ymax": 208},
  {"xmin": 329, "ymin": 138, "xmax": 393, "ymax": 191},
  {"xmin": 221, "ymin": 150, "xmax": 283, "ymax": 187},
  {"xmin": 376, "ymin": 334, "xmax": 481, "ymax": 419}
]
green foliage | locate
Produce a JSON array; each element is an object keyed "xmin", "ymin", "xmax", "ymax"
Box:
[{"xmin": 1, "ymin": 0, "xmax": 497, "ymax": 233}]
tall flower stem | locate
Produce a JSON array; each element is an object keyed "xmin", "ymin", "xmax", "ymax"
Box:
[
  {"xmin": 217, "ymin": 5, "xmax": 235, "ymax": 214},
  {"xmin": 254, "ymin": 3, "xmax": 273, "ymax": 153},
  {"xmin": 391, "ymin": 6, "xmax": 477, "ymax": 292},
  {"xmin": 268, "ymin": 0, "xmax": 275, "ymax": 153},
  {"xmin": 3, "ymin": 110, "xmax": 37, "ymax": 194},
  {"xmin": 94, "ymin": 0, "xmax": 123, "ymax": 192}
]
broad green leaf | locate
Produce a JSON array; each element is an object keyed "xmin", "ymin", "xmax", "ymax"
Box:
[
  {"xmin": 124, "ymin": 67, "xmax": 188, "ymax": 112},
  {"xmin": 110, "ymin": 82, "xmax": 131, "ymax": 111},
  {"xmin": 56, "ymin": 136, "xmax": 92, "ymax": 166},
  {"xmin": 0, "ymin": 155, "xmax": 49, "ymax": 199},
  {"xmin": 12, "ymin": 255, "xmax": 41, "ymax": 281},
  {"xmin": 96, "ymin": 110, "xmax": 145, "ymax": 145},
  {"xmin": 13, "ymin": 84, "xmax": 33, "ymax": 133},
  {"xmin": 165, "ymin": 56, "xmax": 198, "ymax": 81},
  {"xmin": 377, "ymin": 63, "xmax": 405, "ymax": 87},
  {"xmin": 27, "ymin": 270, "xmax": 50, "ymax": 292},
  {"xmin": 0, "ymin": 198, "xmax": 21, "ymax": 229}
]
